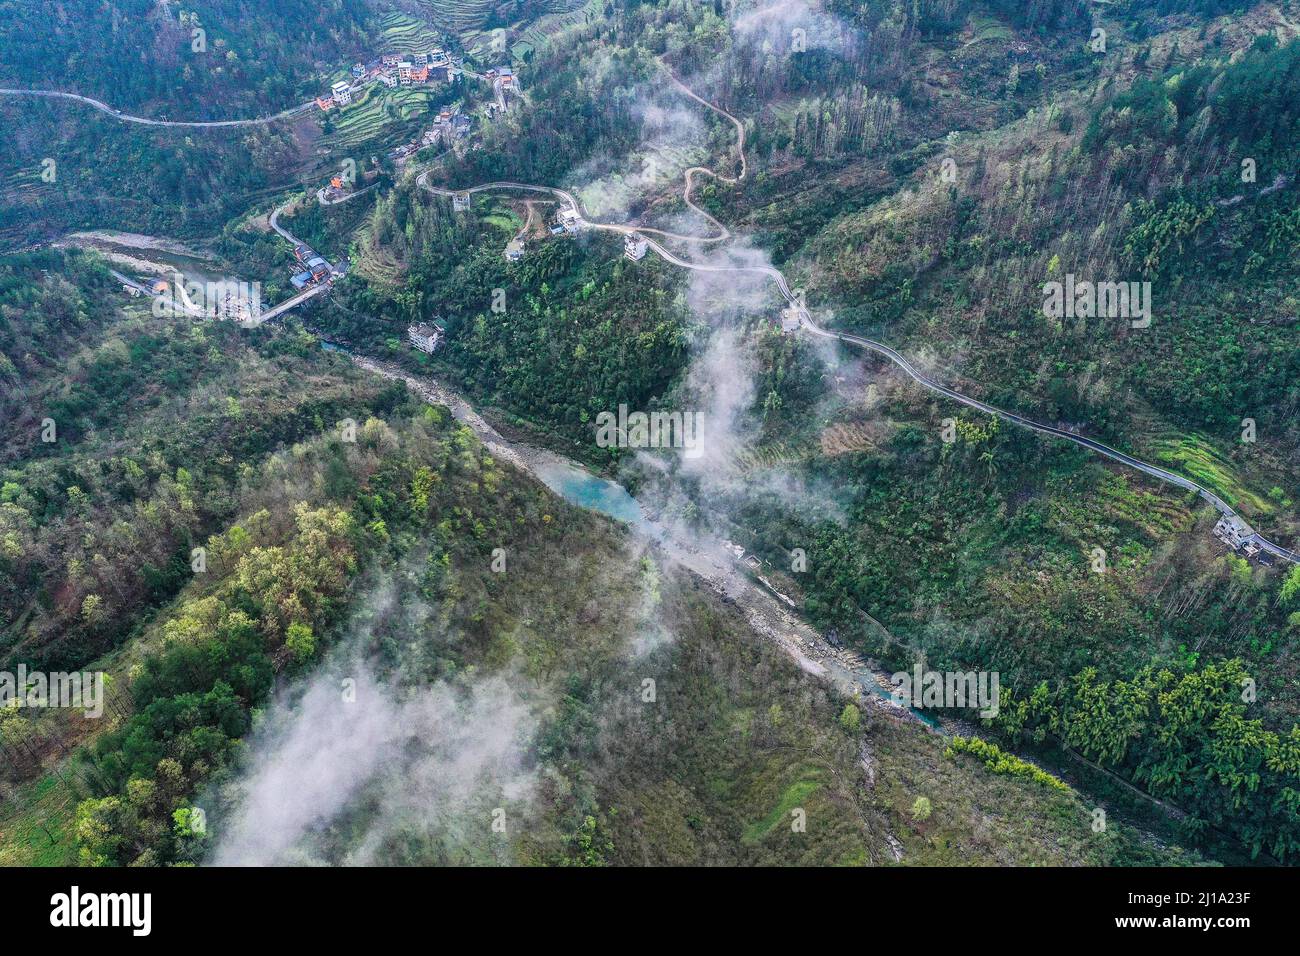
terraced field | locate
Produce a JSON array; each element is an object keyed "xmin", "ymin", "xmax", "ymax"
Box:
[
  {"xmin": 323, "ymin": 85, "xmax": 449, "ymax": 151},
  {"xmin": 519, "ymin": 0, "xmax": 601, "ymax": 52},
  {"xmin": 421, "ymin": 0, "xmax": 496, "ymax": 33},
  {"xmin": 420, "ymin": 0, "xmax": 592, "ymax": 57},
  {"xmin": 378, "ymin": 10, "xmax": 448, "ymax": 53}
]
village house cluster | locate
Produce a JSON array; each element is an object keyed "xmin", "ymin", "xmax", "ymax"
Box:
[
  {"xmin": 316, "ymin": 47, "xmax": 468, "ymax": 111},
  {"xmin": 289, "ymin": 242, "xmax": 345, "ymax": 291},
  {"xmin": 392, "ymin": 106, "xmax": 473, "ymax": 163},
  {"xmin": 310, "ymin": 46, "xmax": 521, "ymax": 170}
]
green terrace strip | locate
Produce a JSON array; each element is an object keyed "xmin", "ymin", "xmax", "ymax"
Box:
[{"xmin": 944, "ymin": 736, "xmax": 1071, "ymax": 792}]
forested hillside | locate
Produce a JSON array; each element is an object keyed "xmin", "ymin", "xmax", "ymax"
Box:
[
  {"xmin": 0, "ymin": 251, "xmax": 1194, "ymax": 868},
  {"xmin": 0, "ymin": 250, "xmax": 409, "ymax": 671},
  {"xmin": 304, "ymin": 0, "xmax": 1300, "ymax": 864},
  {"xmin": 3, "ymin": 0, "xmax": 1298, "ymax": 870},
  {"xmin": 0, "ymin": 0, "xmax": 375, "ymax": 114},
  {"xmin": 0, "ymin": 0, "xmax": 487, "ymax": 246}
]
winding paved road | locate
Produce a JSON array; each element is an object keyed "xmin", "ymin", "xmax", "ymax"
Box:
[
  {"xmin": 0, "ymin": 88, "xmax": 314, "ymax": 127},
  {"xmin": 414, "ymin": 63, "xmax": 1298, "ymax": 565},
  {"xmin": 797, "ymin": 319, "xmax": 1300, "ymax": 564},
  {"xmin": 268, "ymin": 202, "xmax": 306, "ymax": 246},
  {"xmin": 415, "ymin": 65, "xmax": 748, "ymax": 246},
  {"xmin": 662, "ymin": 67, "xmax": 747, "ymax": 243},
  {"xmin": 68, "ymin": 54, "xmax": 1292, "ymax": 564}
]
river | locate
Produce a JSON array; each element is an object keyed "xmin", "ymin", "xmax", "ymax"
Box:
[{"xmin": 334, "ymin": 344, "xmax": 935, "ymax": 726}]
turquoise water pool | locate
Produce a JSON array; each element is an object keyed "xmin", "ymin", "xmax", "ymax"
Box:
[{"xmin": 534, "ymin": 461, "xmax": 645, "ymax": 527}]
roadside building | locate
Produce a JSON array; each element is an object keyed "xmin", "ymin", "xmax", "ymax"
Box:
[
  {"xmin": 331, "ymin": 81, "xmax": 352, "ymax": 106},
  {"xmin": 351, "ymin": 63, "xmax": 366, "ymax": 78},
  {"xmin": 290, "ymin": 271, "xmax": 313, "ymax": 290},
  {"xmin": 780, "ymin": 304, "xmax": 802, "ymax": 332},
  {"xmin": 315, "ymin": 96, "xmax": 335, "ymax": 111},
  {"xmin": 397, "ymin": 61, "xmax": 414, "ymax": 85},
  {"xmin": 505, "ymin": 238, "xmax": 525, "ymax": 261},
  {"xmin": 407, "ymin": 321, "xmax": 445, "ymax": 353},
  {"xmin": 306, "ymin": 256, "xmax": 331, "ymax": 281},
  {"xmin": 624, "ymin": 233, "xmax": 648, "ymax": 261},
  {"xmin": 453, "ymin": 191, "xmax": 470, "ymax": 212},
  {"xmin": 1214, "ymin": 513, "xmax": 1254, "ymax": 548},
  {"xmin": 294, "ymin": 243, "xmax": 313, "ymax": 264},
  {"xmin": 498, "ymin": 67, "xmax": 515, "ymax": 90},
  {"xmin": 558, "ymin": 207, "xmax": 582, "ymax": 233},
  {"xmin": 1214, "ymin": 514, "xmax": 1260, "ymax": 557}
]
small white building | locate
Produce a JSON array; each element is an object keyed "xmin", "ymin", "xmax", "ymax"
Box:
[
  {"xmin": 453, "ymin": 191, "xmax": 471, "ymax": 212},
  {"xmin": 624, "ymin": 233, "xmax": 648, "ymax": 261},
  {"xmin": 376, "ymin": 71, "xmax": 398, "ymax": 89},
  {"xmin": 780, "ymin": 304, "xmax": 802, "ymax": 332},
  {"xmin": 505, "ymin": 238, "xmax": 525, "ymax": 261},
  {"xmin": 408, "ymin": 321, "xmax": 445, "ymax": 354},
  {"xmin": 331, "ymin": 81, "xmax": 352, "ymax": 106},
  {"xmin": 397, "ymin": 61, "xmax": 414, "ymax": 85},
  {"xmin": 558, "ymin": 207, "xmax": 582, "ymax": 233},
  {"xmin": 1214, "ymin": 513, "xmax": 1259, "ymax": 556}
]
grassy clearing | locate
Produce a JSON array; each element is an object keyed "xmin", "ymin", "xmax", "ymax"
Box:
[
  {"xmin": 0, "ymin": 773, "xmax": 80, "ymax": 866},
  {"xmin": 1154, "ymin": 434, "xmax": 1273, "ymax": 515},
  {"xmin": 573, "ymin": 142, "xmax": 707, "ymax": 220},
  {"xmin": 963, "ymin": 13, "xmax": 1015, "ymax": 48},
  {"xmin": 743, "ymin": 774, "xmax": 823, "ymax": 844}
]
